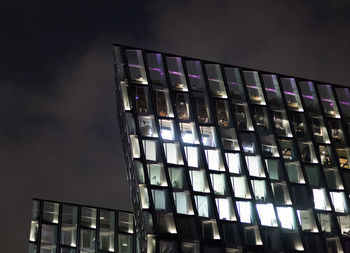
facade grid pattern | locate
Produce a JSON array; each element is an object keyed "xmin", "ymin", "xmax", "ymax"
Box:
[
  {"xmin": 28, "ymin": 199, "xmax": 136, "ymax": 253},
  {"xmin": 113, "ymin": 44, "xmax": 350, "ymax": 253}
]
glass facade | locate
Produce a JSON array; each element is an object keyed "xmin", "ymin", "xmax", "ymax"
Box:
[
  {"xmin": 28, "ymin": 199, "xmax": 135, "ymax": 253},
  {"xmin": 114, "ymin": 45, "xmax": 350, "ymax": 253}
]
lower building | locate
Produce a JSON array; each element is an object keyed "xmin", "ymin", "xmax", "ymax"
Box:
[{"xmin": 28, "ymin": 199, "xmax": 136, "ymax": 253}]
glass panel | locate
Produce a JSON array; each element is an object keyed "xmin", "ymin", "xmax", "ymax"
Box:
[
  {"xmin": 313, "ymin": 188, "xmax": 331, "ymax": 210},
  {"xmin": 245, "ymin": 156, "xmax": 265, "ymax": 177},
  {"xmin": 147, "ymin": 164, "xmax": 168, "ymax": 186},
  {"xmin": 243, "ymin": 224, "xmax": 262, "ymax": 245},
  {"xmin": 328, "ymin": 120, "xmax": 345, "ymax": 145},
  {"xmin": 205, "ymin": 64, "xmax": 227, "ymax": 98},
  {"xmin": 126, "ymin": 49, "xmax": 148, "ymax": 84},
  {"xmin": 336, "ymin": 147, "xmax": 350, "ymax": 169},
  {"xmin": 194, "ymin": 195, "xmax": 214, "ymax": 218},
  {"xmin": 299, "ymin": 81, "xmax": 320, "ymax": 114},
  {"xmin": 151, "ymin": 189, "xmax": 172, "ymax": 212},
  {"xmin": 130, "ymin": 135, "xmax": 140, "ymax": 158},
  {"xmin": 118, "ymin": 233, "xmax": 134, "ymax": 253},
  {"xmin": 80, "ymin": 229, "xmax": 95, "ymax": 252},
  {"xmin": 336, "ymin": 87, "xmax": 350, "ymax": 117},
  {"xmin": 118, "ymin": 212, "xmax": 133, "ymax": 233},
  {"xmin": 330, "ymin": 191, "xmax": 348, "ymax": 213},
  {"xmin": 81, "ymin": 207, "xmax": 97, "ymax": 229},
  {"xmin": 290, "ymin": 112, "xmax": 311, "ymax": 140},
  {"xmin": 222, "ymin": 223, "xmax": 242, "ymax": 247},
  {"xmin": 231, "ymin": 175, "xmax": 252, "ymax": 199},
  {"xmin": 292, "ymin": 185, "xmax": 311, "ymax": 208},
  {"xmin": 280, "ymin": 78, "xmax": 303, "ymax": 111},
  {"xmin": 193, "ymin": 93, "xmax": 212, "ymax": 124},
  {"xmin": 168, "ymin": 167, "xmax": 187, "ymax": 190},
  {"xmin": 163, "ymin": 143, "xmax": 183, "ymax": 165},
  {"xmin": 159, "ymin": 240, "xmax": 178, "ymax": 253},
  {"xmin": 271, "ymin": 182, "xmax": 292, "ymax": 204},
  {"xmin": 166, "ymin": 56, "xmax": 188, "ymax": 91},
  {"xmin": 310, "ymin": 116, "xmax": 330, "ymax": 144},
  {"xmin": 179, "ymin": 122, "xmax": 199, "ymax": 144},
  {"xmin": 205, "ymin": 149, "xmax": 224, "ymax": 171},
  {"xmin": 142, "ymin": 140, "xmax": 161, "ymax": 162},
  {"xmin": 272, "ymin": 110, "xmax": 292, "ymax": 137},
  {"xmin": 139, "ymin": 185, "xmax": 150, "ymax": 208},
  {"xmin": 298, "ymin": 141, "xmax": 318, "ymax": 163},
  {"xmin": 220, "ymin": 128, "xmax": 239, "ymax": 151},
  {"xmin": 201, "ymin": 219, "xmax": 220, "ymax": 240},
  {"xmin": 243, "ymin": 71, "xmax": 266, "ymax": 105},
  {"xmin": 28, "ymin": 243, "xmax": 37, "ymax": 253},
  {"xmin": 324, "ymin": 167, "xmax": 344, "ymax": 190},
  {"xmin": 200, "ymin": 126, "xmax": 217, "ymax": 147},
  {"xmin": 134, "ymin": 86, "xmax": 152, "ymax": 114},
  {"xmin": 138, "ymin": 116, "xmax": 158, "ymax": 137},
  {"xmin": 265, "ymin": 159, "xmax": 284, "ymax": 180},
  {"xmin": 40, "ymin": 244, "xmax": 56, "ymax": 253},
  {"xmin": 215, "ymin": 197, "xmax": 236, "ymax": 220},
  {"xmin": 232, "ymin": 103, "xmax": 254, "ymax": 131},
  {"xmin": 43, "ymin": 201, "xmax": 59, "ymax": 224},
  {"xmin": 184, "ymin": 146, "xmax": 201, "ymax": 168},
  {"xmin": 337, "ymin": 215, "xmax": 350, "ymax": 235},
  {"xmin": 99, "ymin": 209, "xmax": 115, "ymax": 251},
  {"xmin": 214, "ymin": 100, "xmax": 231, "ymax": 127},
  {"xmin": 280, "ymin": 139, "xmax": 297, "ymax": 161},
  {"xmin": 157, "ymin": 213, "xmax": 177, "ymax": 234},
  {"xmin": 251, "ymin": 180, "xmax": 270, "ymax": 201},
  {"xmin": 210, "ymin": 173, "xmax": 228, "ymax": 195},
  {"xmin": 285, "ymin": 161, "xmax": 305, "ymax": 183},
  {"xmin": 318, "ymin": 84, "xmax": 340, "ymax": 118},
  {"xmin": 236, "ymin": 201, "xmax": 254, "ymax": 223},
  {"xmin": 159, "ymin": 119, "xmax": 175, "ymax": 141},
  {"xmin": 317, "ymin": 213, "xmax": 335, "ymax": 233},
  {"xmin": 186, "ymin": 60, "xmax": 206, "ymax": 92},
  {"xmin": 173, "ymin": 92, "xmax": 192, "ymax": 121},
  {"xmin": 256, "ymin": 203, "xmax": 278, "ymax": 227},
  {"xmin": 297, "ymin": 209, "xmax": 319, "ymax": 232},
  {"xmin": 125, "ymin": 113, "xmax": 136, "ymax": 134},
  {"xmin": 29, "ymin": 200, "xmax": 40, "ymax": 242},
  {"xmin": 61, "ymin": 204, "xmax": 78, "ymax": 247},
  {"xmin": 146, "ymin": 53, "xmax": 166, "ymax": 86},
  {"xmin": 182, "ymin": 242, "xmax": 200, "ymax": 253},
  {"xmin": 225, "ymin": 152, "xmax": 242, "ymax": 174},
  {"xmin": 241, "ymin": 133, "xmax": 258, "ymax": 155},
  {"xmin": 277, "ymin": 207, "xmax": 298, "ymax": 229},
  {"xmin": 262, "ymin": 74, "xmax": 284, "ymax": 108},
  {"xmin": 41, "ymin": 224, "xmax": 57, "ymax": 244},
  {"xmin": 190, "ymin": 169, "xmax": 210, "ymax": 193},
  {"xmin": 153, "ymin": 89, "xmax": 174, "ymax": 117},
  {"xmin": 319, "ymin": 145, "xmax": 336, "ymax": 166},
  {"xmin": 173, "ymin": 191, "xmax": 194, "ymax": 215},
  {"xmin": 178, "ymin": 216, "xmax": 199, "ymax": 240},
  {"xmin": 305, "ymin": 165, "xmax": 323, "ymax": 187}
]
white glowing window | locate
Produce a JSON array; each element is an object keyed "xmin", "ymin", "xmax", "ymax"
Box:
[
  {"xmin": 147, "ymin": 164, "xmax": 167, "ymax": 186},
  {"xmin": 216, "ymin": 198, "xmax": 236, "ymax": 221},
  {"xmin": 210, "ymin": 173, "xmax": 227, "ymax": 195},
  {"xmin": 184, "ymin": 146, "xmax": 199, "ymax": 167},
  {"xmin": 195, "ymin": 195, "xmax": 210, "ymax": 217},
  {"xmin": 180, "ymin": 122, "xmax": 199, "ymax": 144},
  {"xmin": 190, "ymin": 170, "xmax": 210, "ymax": 193},
  {"xmin": 313, "ymin": 188, "xmax": 331, "ymax": 210},
  {"xmin": 159, "ymin": 119, "xmax": 174, "ymax": 140},
  {"xmin": 205, "ymin": 149, "xmax": 224, "ymax": 171},
  {"xmin": 139, "ymin": 185, "xmax": 150, "ymax": 209},
  {"xmin": 277, "ymin": 207, "xmax": 296, "ymax": 229},
  {"xmin": 337, "ymin": 215, "xmax": 350, "ymax": 235},
  {"xmin": 236, "ymin": 201, "xmax": 252, "ymax": 223},
  {"xmin": 296, "ymin": 209, "xmax": 318, "ymax": 232},
  {"xmin": 163, "ymin": 143, "xmax": 183, "ymax": 165},
  {"xmin": 130, "ymin": 135, "xmax": 140, "ymax": 158},
  {"xmin": 173, "ymin": 192, "xmax": 194, "ymax": 215},
  {"xmin": 251, "ymin": 180, "xmax": 267, "ymax": 201},
  {"xmin": 225, "ymin": 153, "xmax": 241, "ymax": 173},
  {"xmin": 256, "ymin": 204, "xmax": 277, "ymax": 227},
  {"xmin": 143, "ymin": 140, "xmax": 157, "ymax": 161},
  {"xmin": 330, "ymin": 191, "xmax": 347, "ymax": 213},
  {"xmin": 200, "ymin": 126, "xmax": 217, "ymax": 147},
  {"xmin": 245, "ymin": 156, "xmax": 265, "ymax": 177},
  {"xmin": 232, "ymin": 176, "xmax": 251, "ymax": 199}
]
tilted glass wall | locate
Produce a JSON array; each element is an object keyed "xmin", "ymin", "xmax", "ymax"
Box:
[
  {"xmin": 28, "ymin": 199, "xmax": 135, "ymax": 253},
  {"xmin": 114, "ymin": 44, "xmax": 350, "ymax": 253}
]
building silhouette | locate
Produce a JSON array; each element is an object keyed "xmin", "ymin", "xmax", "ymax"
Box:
[{"xmin": 113, "ymin": 44, "xmax": 350, "ymax": 253}]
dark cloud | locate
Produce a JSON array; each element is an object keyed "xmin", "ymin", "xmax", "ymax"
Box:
[{"xmin": 1, "ymin": 1, "xmax": 350, "ymax": 252}]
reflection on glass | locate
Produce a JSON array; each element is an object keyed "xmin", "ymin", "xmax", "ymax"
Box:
[
  {"xmin": 280, "ymin": 78, "xmax": 303, "ymax": 111},
  {"xmin": 173, "ymin": 92, "xmax": 191, "ymax": 121},
  {"xmin": 126, "ymin": 49, "xmax": 148, "ymax": 84},
  {"xmin": 159, "ymin": 119, "xmax": 175, "ymax": 140},
  {"xmin": 324, "ymin": 167, "xmax": 343, "ymax": 190},
  {"xmin": 335, "ymin": 87, "xmax": 350, "ymax": 117},
  {"xmin": 186, "ymin": 60, "xmax": 206, "ymax": 92},
  {"xmin": 43, "ymin": 201, "xmax": 59, "ymax": 224},
  {"xmin": 146, "ymin": 53, "xmax": 166, "ymax": 86},
  {"xmin": 139, "ymin": 116, "xmax": 157, "ymax": 137},
  {"xmin": 118, "ymin": 212, "xmax": 134, "ymax": 233},
  {"xmin": 30, "ymin": 200, "xmax": 40, "ymax": 242},
  {"xmin": 61, "ymin": 204, "xmax": 78, "ymax": 247},
  {"xmin": 166, "ymin": 57, "xmax": 188, "ymax": 91},
  {"xmin": 297, "ymin": 209, "xmax": 318, "ymax": 232},
  {"xmin": 318, "ymin": 84, "xmax": 340, "ymax": 118},
  {"xmin": 179, "ymin": 122, "xmax": 199, "ymax": 144},
  {"xmin": 153, "ymin": 89, "xmax": 174, "ymax": 117},
  {"xmin": 99, "ymin": 209, "xmax": 115, "ymax": 251},
  {"xmin": 285, "ymin": 162, "xmax": 305, "ymax": 183},
  {"xmin": 243, "ymin": 71, "xmax": 266, "ymax": 105},
  {"xmin": 205, "ymin": 64, "xmax": 227, "ymax": 98},
  {"xmin": 220, "ymin": 128, "xmax": 239, "ymax": 151},
  {"xmin": 193, "ymin": 93, "xmax": 212, "ymax": 124},
  {"xmin": 81, "ymin": 207, "xmax": 97, "ymax": 229}
]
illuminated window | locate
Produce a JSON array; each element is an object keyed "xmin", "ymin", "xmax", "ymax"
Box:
[{"xmin": 256, "ymin": 203, "xmax": 278, "ymax": 227}]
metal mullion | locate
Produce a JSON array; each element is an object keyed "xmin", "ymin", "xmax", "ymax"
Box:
[
  {"xmin": 162, "ymin": 53, "xmax": 204, "ymax": 247},
  {"xmin": 182, "ymin": 57, "xmax": 224, "ymax": 253},
  {"xmin": 239, "ymin": 69, "xmax": 278, "ymax": 252},
  {"xmin": 36, "ymin": 200, "xmax": 43, "ymax": 253},
  {"xmin": 203, "ymin": 62, "xmax": 249, "ymax": 251},
  {"xmin": 114, "ymin": 210, "xmax": 118, "ymax": 253},
  {"xmin": 77, "ymin": 205, "xmax": 81, "ymax": 253},
  {"xmin": 290, "ymin": 77, "xmax": 332, "ymax": 252},
  {"xmin": 96, "ymin": 208, "xmax": 100, "ymax": 253},
  {"xmin": 56, "ymin": 203, "xmax": 62, "ymax": 253},
  {"xmin": 121, "ymin": 47, "xmax": 161, "ymax": 246},
  {"xmin": 142, "ymin": 50, "xmax": 181, "ymax": 252},
  {"xmin": 257, "ymin": 72, "xmax": 299, "ymax": 252}
]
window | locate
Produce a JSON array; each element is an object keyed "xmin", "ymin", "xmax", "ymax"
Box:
[
  {"xmin": 336, "ymin": 87, "xmax": 350, "ymax": 117},
  {"xmin": 305, "ymin": 165, "xmax": 323, "ymax": 187},
  {"xmin": 147, "ymin": 164, "xmax": 167, "ymax": 186},
  {"xmin": 336, "ymin": 147, "xmax": 350, "ymax": 169},
  {"xmin": 220, "ymin": 128, "xmax": 239, "ymax": 151},
  {"xmin": 205, "ymin": 149, "xmax": 224, "ymax": 171},
  {"xmin": 61, "ymin": 204, "xmax": 78, "ymax": 247},
  {"xmin": 245, "ymin": 156, "xmax": 265, "ymax": 177},
  {"xmin": 194, "ymin": 195, "xmax": 213, "ymax": 218},
  {"xmin": 173, "ymin": 191, "xmax": 194, "ymax": 215},
  {"xmin": 265, "ymin": 159, "xmax": 284, "ymax": 180},
  {"xmin": 214, "ymin": 100, "xmax": 231, "ymax": 127},
  {"xmin": 41, "ymin": 224, "xmax": 57, "ymax": 244},
  {"xmin": 29, "ymin": 200, "xmax": 39, "ymax": 242},
  {"xmin": 232, "ymin": 103, "xmax": 254, "ymax": 131},
  {"xmin": 205, "ymin": 64, "xmax": 227, "ymax": 98},
  {"xmin": 159, "ymin": 119, "xmax": 175, "ymax": 140},
  {"xmin": 313, "ymin": 188, "xmax": 331, "ymax": 210},
  {"xmin": 251, "ymin": 180, "xmax": 270, "ymax": 201},
  {"xmin": 135, "ymin": 86, "xmax": 152, "ymax": 114},
  {"xmin": 130, "ymin": 135, "xmax": 140, "ymax": 158},
  {"xmin": 256, "ymin": 203, "xmax": 278, "ymax": 227},
  {"xmin": 152, "ymin": 189, "xmax": 171, "ymax": 211},
  {"xmin": 231, "ymin": 176, "xmax": 251, "ymax": 199},
  {"xmin": 318, "ymin": 84, "xmax": 340, "ymax": 118},
  {"xmin": 297, "ymin": 209, "xmax": 318, "ymax": 232},
  {"xmin": 277, "ymin": 207, "xmax": 297, "ymax": 229},
  {"xmin": 285, "ymin": 162, "xmax": 305, "ymax": 183},
  {"xmin": 168, "ymin": 167, "xmax": 187, "ymax": 190},
  {"xmin": 146, "ymin": 53, "xmax": 166, "ymax": 87},
  {"xmin": 153, "ymin": 89, "xmax": 174, "ymax": 117},
  {"xmin": 215, "ymin": 198, "xmax": 236, "ymax": 221},
  {"xmin": 186, "ymin": 60, "xmax": 206, "ymax": 92},
  {"xmin": 328, "ymin": 120, "xmax": 345, "ymax": 145},
  {"xmin": 337, "ymin": 215, "xmax": 350, "ymax": 235},
  {"xmin": 126, "ymin": 49, "xmax": 148, "ymax": 84},
  {"xmin": 200, "ymin": 126, "xmax": 217, "ymax": 147},
  {"xmin": 210, "ymin": 173, "xmax": 228, "ymax": 195},
  {"xmin": 310, "ymin": 116, "xmax": 330, "ymax": 144},
  {"xmin": 179, "ymin": 122, "xmax": 199, "ymax": 144},
  {"xmin": 190, "ymin": 170, "xmax": 210, "ymax": 193},
  {"xmin": 182, "ymin": 242, "xmax": 200, "ymax": 253},
  {"xmin": 271, "ymin": 182, "xmax": 292, "ymax": 204},
  {"xmin": 241, "ymin": 133, "xmax": 258, "ymax": 155},
  {"xmin": 243, "ymin": 71, "xmax": 266, "ymax": 105},
  {"xmin": 324, "ymin": 167, "xmax": 343, "ymax": 190},
  {"xmin": 139, "ymin": 185, "xmax": 150, "ymax": 209},
  {"xmin": 173, "ymin": 92, "xmax": 191, "ymax": 121},
  {"xmin": 280, "ymin": 78, "xmax": 303, "ymax": 111},
  {"xmin": 81, "ymin": 207, "xmax": 97, "ymax": 229},
  {"xmin": 118, "ymin": 233, "xmax": 134, "ymax": 253},
  {"xmin": 163, "ymin": 143, "xmax": 184, "ymax": 165},
  {"xmin": 99, "ymin": 209, "xmax": 115, "ymax": 251},
  {"xmin": 299, "ymin": 81, "xmax": 320, "ymax": 114},
  {"xmin": 319, "ymin": 145, "xmax": 335, "ymax": 166},
  {"xmin": 43, "ymin": 201, "xmax": 59, "ymax": 224},
  {"xmin": 225, "ymin": 152, "xmax": 242, "ymax": 173},
  {"xmin": 236, "ymin": 201, "xmax": 253, "ymax": 223},
  {"xmin": 184, "ymin": 146, "xmax": 200, "ymax": 168},
  {"xmin": 80, "ymin": 229, "xmax": 95, "ymax": 252},
  {"xmin": 201, "ymin": 220, "xmax": 220, "ymax": 240},
  {"xmin": 143, "ymin": 140, "xmax": 161, "ymax": 162},
  {"xmin": 330, "ymin": 191, "xmax": 347, "ymax": 213},
  {"xmin": 166, "ymin": 56, "xmax": 188, "ymax": 91},
  {"xmin": 290, "ymin": 113, "xmax": 311, "ymax": 140},
  {"xmin": 139, "ymin": 116, "xmax": 158, "ymax": 137},
  {"xmin": 118, "ymin": 212, "xmax": 134, "ymax": 234},
  {"xmin": 280, "ymin": 139, "xmax": 297, "ymax": 160}
]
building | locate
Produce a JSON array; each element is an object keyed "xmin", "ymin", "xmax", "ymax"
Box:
[
  {"xmin": 113, "ymin": 44, "xmax": 350, "ymax": 253},
  {"xmin": 28, "ymin": 199, "xmax": 135, "ymax": 253}
]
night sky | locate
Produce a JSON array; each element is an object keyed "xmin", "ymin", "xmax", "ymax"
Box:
[{"xmin": 1, "ymin": 1, "xmax": 350, "ymax": 252}]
